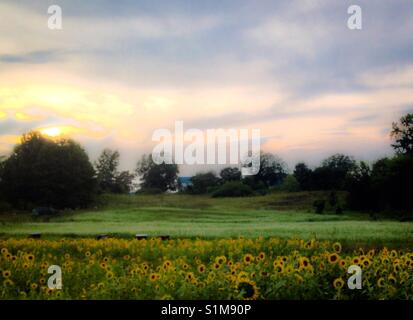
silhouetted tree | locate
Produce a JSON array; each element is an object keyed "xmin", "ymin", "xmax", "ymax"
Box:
[
  {"xmin": 293, "ymin": 162, "xmax": 313, "ymax": 190},
  {"xmin": 391, "ymin": 113, "xmax": 413, "ymax": 156},
  {"xmin": 136, "ymin": 154, "xmax": 179, "ymax": 192},
  {"xmin": 220, "ymin": 167, "xmax": 241, "ymax": 183},
  {"xmin": 190, "ymin": 172, "xmax": 219, "ymax": 194},
  {"xmin": 253, "ymin": 152, "xmax": 287, "ymax": 188},
  {"xmin": 95, "ymin": 149, "xmax": 135, "ymax": 193},
  {"xmin": 0, "ymin": 132, "xmax": 96, "ymax": 209}
]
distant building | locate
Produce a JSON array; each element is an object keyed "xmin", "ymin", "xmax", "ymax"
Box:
[{"xmin": 177, "ymin": 176, "xmax": 192, "ymax": 190}]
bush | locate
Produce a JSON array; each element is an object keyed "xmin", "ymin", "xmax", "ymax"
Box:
[
  {"xmin": 191, "ymin": 172, "xmax": 219, "ymax": 194},
  {"xmin": 278, "ymin": 175, "xmax": 300, "ymax": 192},
  {"xmin": 313, "ymin": 199, "xmax": 326, "ymax": 214},
  {"xmin": 136, "ymin": 187, "xmax": 164, "ymax": 195},
  {"xmin": 212, "ymin": 181, "xmax": 254, "ymax": 198}
]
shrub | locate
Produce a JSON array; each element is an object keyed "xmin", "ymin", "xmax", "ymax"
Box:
[
  {"xmin": 212, "ymin": 181, "xmax": 254, "ymax": 198},
  {"xmin": 136, "ymin": 187, "xmax": 164, "ymax": 195},
  {"xmin": 313, "ymin": 199, "xmax": 326, "ymax": 214}
]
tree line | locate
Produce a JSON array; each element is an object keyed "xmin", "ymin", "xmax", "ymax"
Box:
[{"xmin": 0, "ymin": 113, "xmax": 412, "ymax": 214}]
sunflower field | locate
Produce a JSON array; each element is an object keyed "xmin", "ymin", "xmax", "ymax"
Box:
[{"xmin": 0, "ymin": 237, "xmax": 412, "ymax": 300}]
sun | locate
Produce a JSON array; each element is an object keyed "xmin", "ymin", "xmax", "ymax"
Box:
[{"xmin": 41, "ymin": 127, "xmax": 62, "ymax": 137}]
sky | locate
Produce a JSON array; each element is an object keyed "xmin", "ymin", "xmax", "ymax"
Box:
[{"xmin": 1, "ymin": 0, "xmax": 413, "ymax": 175}]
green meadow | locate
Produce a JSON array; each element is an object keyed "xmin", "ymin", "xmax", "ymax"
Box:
[{"xmin": 1, "ymin": 193, "xmax": 412, "ymax": 248}]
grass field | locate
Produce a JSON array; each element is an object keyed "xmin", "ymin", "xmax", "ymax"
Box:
[{"xmin": 1, "ymin": 193, "xmax": 412, "ymax": 248}]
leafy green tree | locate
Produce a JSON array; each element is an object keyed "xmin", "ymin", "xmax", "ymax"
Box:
[
  {"xmin": 220, "ymin": 167, "xmax": 241, "ymax": 183},
  {"xmin": 345, "ymin": 161, "xmax": 372, "ymax": 210},
  {"xmin": 95, "ymin": 149, "xmax": 135, "ymax": 194},
  {"xmin": 136, "ymin": 154, "xmax": 179, "ymax": 192},
  {"xmin": 190, "ymin": 172, "xmax": 219, "ymax": 194},
  {"xmin": 0, "ymin": 132, "xmax": 96, "ymax": 209},
  {"xmin": 293, "ymin": 162, "xmax": 313, "ymax": 190},
  {"xmin": 312, "ymin": 154, "xmax": 356, "ymax": 190},
  {"xmin": 253, "ymin": 152, "xmax": 287, "ymax": 188},
  {"xmin": 95, "ymin": 149, "xmax": 120, "ymax": 192},
  {"xmin": 371, "ymin": 156, "xmax": 413, "ymax": 211},
  {"xmin": 391, "ymin": 113, "xmax": 413, "ymax": 156}
]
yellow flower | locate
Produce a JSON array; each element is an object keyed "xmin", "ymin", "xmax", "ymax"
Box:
[
  {"xmin": 2, "ymin": 270, "xmax": 11, "ymax": 278},
  {"xmin": 26, "ymin": 254, "xmax": 35, "ymax": 262},
  {"xmin": 332, "ymin": 242, "xmax": 342, "ymax": 253},
  {"xmin": 215, "ymin": 256, "xmax": 227, "ymax": 265},
  {"xmin": 377, "ymin": 277, "xmax": 385, "ymax": 288},
  {"xmin": 333, "ymin": 278, "xmax": 345, "ymax": 290},
  {"xmin": 31, "ymin": 283, "xmax": 38, "ymax": 290},
  {"xmin": 243, "ymin": 254, "xmax": 254, "ymax": 264},
  {"xmin": 3, "ymin": 279, "xmax": 13, "ymax": 286},
  {"xmin": 237, "ymin": 279, "xmax": 259, "ymax": 300},
  {"xmin": 198, "ymin": 264, "xmax": 206, "ymax": 273},
  {"xmin": 299, "ymin": 257, "xmax": 311, "ymax": 269},
  {"xmin": 149, "ymin": 273, "xmax": 159, "ymax": 282},
  {"xmin": 328, "ymin": 253, "xmax": 340, "ymax": 264}
]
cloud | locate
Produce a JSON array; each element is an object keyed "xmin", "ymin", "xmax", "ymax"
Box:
[{"xmin": 0, "ymin": 50, "xmax": 63, "ymax": 64}]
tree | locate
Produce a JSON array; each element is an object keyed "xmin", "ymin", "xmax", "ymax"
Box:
[
  {"xmin": 391, "ymin": 113, "xmax": 413, "ymax": 156},
  {"xmin": 136, "ymin": 154, "xmax": 179, "ymax": 192},
  {"xmin": 253, "ymin": 152, "xmax": 287, "ymax": 188},
  {"xmin": 220, "ymin": 167, "xmax": 241, "ymax": 183},
  {"xmin": 95, "ymin": 149, "xmax": 120, "ymax": 192},
  {"xmin": 345, "ymin": 161, "xmax": 373, "ymax": 210},
  {"xmin": 113, "ymin": 171, "xmax": 136, "ymax": 194},
  {"xmin": 370, "ymin": 156, "xmax": 413, "ymax": 211},
  {"xmin": 95, "ymin": 149, "xmax": 135, "ymax": 193},
  {"xmin": 190, "ymin": 172, "xmax": 219, "ymax": 194},
  {"xmin": 0, "ymin": 131, "xmax": 96, "ymax": 209},
  {"xmin": 312, "ymin": 154, "xmax": 356, "ymax": 190},
  {"xmin": 293, "ymin": 162, "xmax": 313, "ymax": 190}
]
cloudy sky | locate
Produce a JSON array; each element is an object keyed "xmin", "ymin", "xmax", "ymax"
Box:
[{"xmin": 1, "ymin": 0, "xmax": 413, "ymax": 174}]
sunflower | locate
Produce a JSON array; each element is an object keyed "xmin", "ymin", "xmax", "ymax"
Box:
[
  {"xmin": 26, "ymin": 254, "xmax": 35, "ymax": 262},
  {"xmin": 30, "ymin": 283, "xmax": 38, "ymax": 290},
  {"xmin": 332, "ymin": 242, "xmax": 342, "ymax": 253},
  {"xmin": 106, "ymin": 271, "xmax": 114, "ymax": 279},
  {"xmin": 362, "ymin": 259, "xmax": 371, "ymax": 268},
  {"xmin": 299, "ymin": 257, "xmax": 311, "ymax": 269},
  {"xmin": 185, "ymin": 272, "xmax": 195, "ymax": 282},
  {"xmin": 237, "ymin": 279, "xmax": 259, "ymax": 300},
  {"xmin": 1, "ymin": 248, "xmax": 7, "ymax": 255},
  {"xmin": 198, "ymin": 264, "xmax": 206, "ymax": 273},
  {"xmin": 149, "ymin": 273, "xmax": 159, "ymax": 282},
  {"xmin": 3, "ymin": 279, "xmax": 13, "ymax": 286},
  {"xmin": 388, "ymin": 274, "xmax": 397, "ymax": 285},
  {"xmin": 333, "ymin": 278, "xmax": 345, "ymax": 290},
  {"xmin": 328, "ymin": 253, "xmax": 339, "ymax": 264},
  {"xmin": 377, "ymin": 277, "xmax": 385, "ymax": 288},
  {"xmin": 2, "ymin": 270, "xmax": 11, "ymax": 278},
  {"xmin": 215, "ymin": 256, "xmax": 227, "ymax": 265},
  {"xmin": 237, "ymin": 271, "xmax": 249, "ymax": 282},
  {"xmin": 352, "ymin": 257, "xmax": 360, "ymax": 265},
  {"xmin": 213, "ymin": 262, "xmax": 221, "ymax": 270},
  {"xmin": 243, "ymin": 254, "xmax": 254, "ymax": 264},
  {"xmin": 123, "ymin": 255, "xmax": 131, "ymax": 261},
  {"xmin": 85, "ymin": 251, "xmax": 91, "ymax": 257},
  {"xmin": 258, "ymin": 252, "xmax": 266, "ymax": 260}
]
